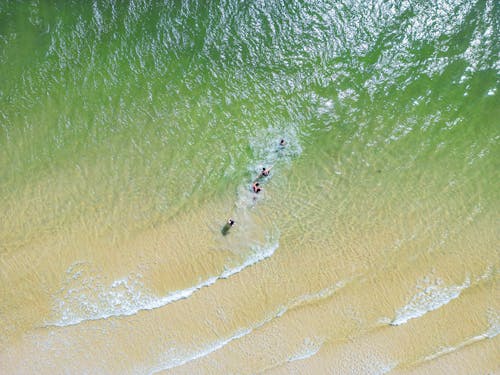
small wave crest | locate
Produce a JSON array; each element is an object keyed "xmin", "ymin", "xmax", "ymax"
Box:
[
  {"xmin": 421, "ymin": 311, "xmax": 499, "ymax": 363},
  {"xmin": 287, "ymin": 337, "xmax": 324, "ymax": 363},
  {"xmin": 151, "ymin": 325, "xmax": 255, "ymax": 373},
  {"xmin": 48, "ymin": 237, "xmax": 280, "ymax": 327},
  {"xmin": 151, "ymin": 279, "xmax": 350, "ymax": 372},
  {"xmin": 484, "ymin": 309, "xmax": 500, "ymax": 339}
]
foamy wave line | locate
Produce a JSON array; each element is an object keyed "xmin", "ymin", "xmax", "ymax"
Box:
[
  {"xmin": 151, "ymin": 309, "xmax": 286, "ymax": 373},
  {"xmin": 48, "ymin": 240, "xmax": 279, "ymax": 327},
  {"xmin": 421, "ymin": 321, "xmax": 500, "ymax": 364},
  {"xmin": 260, "ymin": 333, "xmax": 397, "ymax": 375},
  {"xmin": 254, "ymin": 339, "xmax": 325, "ymax": 374},
  {"xmin": 150, "ymin": 279, "xmax": 350, "ymax": 373}
]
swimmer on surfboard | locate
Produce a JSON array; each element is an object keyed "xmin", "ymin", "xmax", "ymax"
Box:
[{"xmin": 221, "ymin": 218, "xmax": 235, "ymax": 236}]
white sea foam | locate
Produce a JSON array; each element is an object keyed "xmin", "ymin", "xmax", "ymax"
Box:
[
  {"xmin": 484, "ymin": 309, "xmax": 500, "ymax": 339},
  {"xmin": 287, "ymin": 337, "xmax": 324, "ymax": 363},
  {"xmin": 49, "ymin": 239, "xmax": 279, "ymax": 327},
  {"xmin": 390, "ymin": 275, "xmax": 470, "ymax": 326}
]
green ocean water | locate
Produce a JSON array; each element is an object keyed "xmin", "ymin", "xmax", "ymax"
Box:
[
  {"xmin": 1, "ymin": 0, "xmax": 499, "ymax": 373},
  {"xmin": 1, "ymin": 0, "xmax": 498, "ymax": 227}
]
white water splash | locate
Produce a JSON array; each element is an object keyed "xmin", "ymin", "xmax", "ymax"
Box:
[{"xmin": 49, "ymin": 238, "xmax": 279, "ymax": 327}]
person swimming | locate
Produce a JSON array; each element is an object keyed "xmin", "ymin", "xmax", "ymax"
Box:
[
  {"xmin": 221, "ymin": 218, "xmax": 235, "ymax": 236},
  {"xmin": 257, "ymin": 166, "xmax": 272, "ymax": 179},
  {"xmin": 252, "ymin": 182, "xmax": 261, "ymax": 193},
  {"xmin": 279, "ymin": 139, "xmax": 286, "ymax": 146}
]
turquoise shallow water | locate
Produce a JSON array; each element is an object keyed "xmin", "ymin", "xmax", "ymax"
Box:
[{"xmin": 0, "ymin": 0, "xmax": 499, "ymax": 373}]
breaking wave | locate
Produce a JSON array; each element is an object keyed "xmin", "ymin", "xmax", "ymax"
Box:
[{"xmin": 389, "ymin": 276, "xmax": 471, "ymax": 326}]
